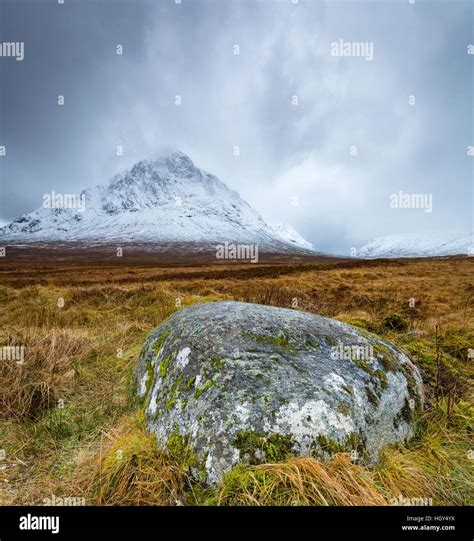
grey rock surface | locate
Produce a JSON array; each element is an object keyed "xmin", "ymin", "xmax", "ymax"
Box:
[{"xmin": 136, "ymin": 301, "xmax": 423, "ymax": 484}]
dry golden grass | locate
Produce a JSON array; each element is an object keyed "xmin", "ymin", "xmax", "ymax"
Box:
[
  {"xmin": 0, "ymin": 256, "xmax": 472, "ymax": 506},
  {"xmin": 210, "ymin": 455, "xmax": 388, "ymax": 506},
  {"xmin": 0, "ymin": 328, "xmax": 92, "ymax": 419},
  {"xmin": 75, "ymin": 414, "xmax": 183, "ymax": 506}
]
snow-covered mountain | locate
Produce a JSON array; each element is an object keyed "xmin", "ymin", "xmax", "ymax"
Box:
[
  {"xmin": 271, "ymin": 223, "xmax": 314, "ymax": 251},
  {"xmin": 0, "ymin": 151, "xmax": 314, "ymax": 252},
  {"xmin": 358, "ymin": 231, "xmax": 472, "ymax": 259}
]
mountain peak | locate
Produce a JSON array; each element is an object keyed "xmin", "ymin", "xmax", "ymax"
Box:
[
  {"xmin": 123, "ymin": 151, "xmax": 196, "ymax": 183},
  {"xmin": 160, "ymin": 150, "xmax": 196, "ymax": 177},
  {"xmin": 0, "ymin": 152, "xmax": 314, "ymax": 253},
  {"xmin": 150, "ymin": 150, "xmax": 195, "ymax": 173},
  {"xmin": 165, "ymin": 150, "xmax": 194, "ymax": 165}
]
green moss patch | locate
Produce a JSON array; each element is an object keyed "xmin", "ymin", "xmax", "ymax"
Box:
[
  {"xmin": 314, "ymin": 432, "xmax": 359, "ymax": 455},
  {"xmin": 233, "ymin": 430, "xmax": 294, "ymax": 464},
  {"xmin": 381, "ymin": 314, "xmax": 409, "ymax": 332},
  {"xmin": 244, "ymin": 331, "xmax": 298, "ymax": 352},
  {"xmin": 373, "ymin": 343, "xmax": 400, "ymax": 371},
  {"xmin": 194, "ymin": 376, "xmax": 218, "ymax": 399},
  {"xmin": 353, "ymin": 358, "xmax": 388, "ymax": 388},
  {"xmin": 153, "ymin": 329, "xmax": 171, "ymax": 357},
  {"xmin": 159, "ymin": 354, "xmax": 173, "ymax": 379}
]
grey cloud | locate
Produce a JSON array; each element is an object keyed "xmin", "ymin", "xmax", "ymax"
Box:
[{"xmin": 0, "ymin": 0, "xmax": 472, "ymax": 253}]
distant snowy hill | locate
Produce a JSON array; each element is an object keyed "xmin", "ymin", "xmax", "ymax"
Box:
[
  {"xmin": 0, "ymin": 151, "xmax": 313, "ymax": 252},
  {"xmin": 271, "ymin": 223, "xmax": 314, "ymax": 251},
  {"xmin": 358, "ymin": 232, "xmax": 472, "ymax": 258}
]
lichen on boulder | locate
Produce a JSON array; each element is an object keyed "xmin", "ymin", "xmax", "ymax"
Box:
[{"xmin": 135, "ymin": 301, "xmax": 424, "ymax": 484}]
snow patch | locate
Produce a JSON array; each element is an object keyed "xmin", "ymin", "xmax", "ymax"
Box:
[
  {"xmin": 271, "ymin": 223, "xmax": 314, "ymax": 251},
  {"xmin": 358, "ymin": 231, "xmax": 472, "ymax": 258}
]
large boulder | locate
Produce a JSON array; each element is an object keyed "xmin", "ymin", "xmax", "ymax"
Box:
[{"xmin": 136, "ymin": 301, "xmax": 423, "ymax": 484}]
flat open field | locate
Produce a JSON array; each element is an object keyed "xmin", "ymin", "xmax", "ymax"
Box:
[{"xmin": 0, "ymin": 254, "xmax": 472, "ymax": 505}]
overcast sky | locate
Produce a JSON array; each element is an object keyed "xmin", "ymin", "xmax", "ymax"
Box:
[{"xmin": 0, "ymin": 0, "xmax": 472, "ymax": 253}]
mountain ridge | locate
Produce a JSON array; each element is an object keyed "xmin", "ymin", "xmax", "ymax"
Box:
[{"xmin": 358, "ymin": 231, "xmax": 472, "ymax": 258}]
